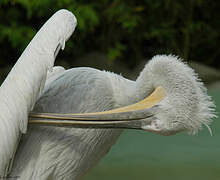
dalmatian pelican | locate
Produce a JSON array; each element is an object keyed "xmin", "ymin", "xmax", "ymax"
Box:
[{"xmin": 0, "ymin": 9, "xmax": 215, "ymax": 180}]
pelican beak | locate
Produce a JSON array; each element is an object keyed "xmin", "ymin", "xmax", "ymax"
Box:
[{"xmin": 29, "ymin": 87, "xmax": 166, "ymax": 130}]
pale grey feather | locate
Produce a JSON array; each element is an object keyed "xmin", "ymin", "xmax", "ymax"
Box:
[{"xmin": 10, "ymin": 67, "xmax": 124, "ymax": 180}]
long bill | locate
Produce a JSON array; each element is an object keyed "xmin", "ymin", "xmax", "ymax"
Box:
[{"xmin": 29, "ymin": 86, "xmax": 166, "ymax": 130}]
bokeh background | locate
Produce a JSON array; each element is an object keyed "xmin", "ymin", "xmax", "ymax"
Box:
[{"xmin": 0, "ymin": 0, "xmax": 220, "ymax": 180}]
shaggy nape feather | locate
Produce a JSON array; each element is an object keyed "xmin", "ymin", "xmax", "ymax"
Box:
[{"xmin": 136, "ymin": 55, "xmax": 216, "ymax": 135}]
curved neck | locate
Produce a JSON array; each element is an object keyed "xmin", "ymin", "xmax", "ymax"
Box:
[{"xmin": 105, "ymin": 71, "xmax": 152, "ymax": 108}]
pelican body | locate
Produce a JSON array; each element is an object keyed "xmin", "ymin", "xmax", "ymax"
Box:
[
  {"xmin": 10, "ymin": 55, "xmax": 215, "ymax": 179},
  {"xmin": 0, "ymin": 9, "xmax": 215, "ymax": 180},
  {"xmin": 11, "ymin": 67, "xmax": 123, "ymax": 179}
]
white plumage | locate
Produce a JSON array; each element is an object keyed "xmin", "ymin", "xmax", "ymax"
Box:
[
  {"xmin": 0, "ymin": 9, "xmax": 76, "ymax": 177},
  {"xmin": 0, "ymin": 9, "xmax": 215, "ymax": 180},
  {"xmin": 136, "ymin": 55, "xmax": 215, "ymax": 135}
]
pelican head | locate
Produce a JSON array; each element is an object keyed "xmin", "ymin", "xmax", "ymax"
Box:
[
  {"xmin": 29, "ymin": 55, "xmax": 215, "ymax": 136},
  {"xmin": 135, "ymin": 55, "xmax": 215, "ymax": 135}
]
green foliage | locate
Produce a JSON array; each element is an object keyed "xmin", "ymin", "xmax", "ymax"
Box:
[
  {"xmin": 0, "ymin": 0, "xmax": 219, "ymax": 68},
  {"xmin": 107, "ymin": 42, "xmax": 126, "ymax": 64},
  {"xmin": 73, "ymin": 5, "xmax": 99, "ymax": 32}
]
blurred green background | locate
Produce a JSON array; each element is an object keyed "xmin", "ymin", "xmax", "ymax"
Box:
[
  {"xmin": 0, "ymin": 0, "xmax": 220, "ymax": 82},
  {"xmin": 0, "ymin": 0, "xmax": 220, "ymax": 179}
]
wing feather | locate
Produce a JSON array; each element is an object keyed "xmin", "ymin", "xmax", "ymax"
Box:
[{"xmin": 0, "ymin": 9, "xmax": 76, "ymax": 176}]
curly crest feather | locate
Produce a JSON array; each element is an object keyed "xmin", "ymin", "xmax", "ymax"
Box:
[{"xmin": 136, "ymin": 55, "xmax": 216, "ymax": 135}]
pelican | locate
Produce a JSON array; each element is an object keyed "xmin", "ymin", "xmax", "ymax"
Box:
[{"xmin": 0, "ymin": 9, "xmax": 215, "ymax": 180}]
